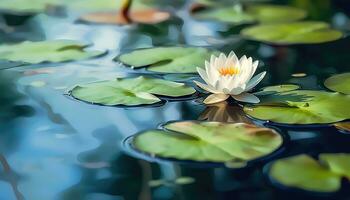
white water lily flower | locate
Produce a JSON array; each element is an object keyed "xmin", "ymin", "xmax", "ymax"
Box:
[{"xmin": 194, "ymin": 51, "xmax": 266, "ymax": 104}]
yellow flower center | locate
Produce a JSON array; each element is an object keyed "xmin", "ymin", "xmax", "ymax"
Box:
[{"xmin": 218, "ymin": 66, "xmax": 239, "ymax": 76}]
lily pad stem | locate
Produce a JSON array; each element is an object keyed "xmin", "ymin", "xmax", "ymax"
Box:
[{"xmin": 121, "ymin": 0, "xmax": 133, "ymax": 23}]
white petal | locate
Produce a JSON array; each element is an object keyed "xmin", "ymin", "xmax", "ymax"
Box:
[
  {"xmin": 228, "ymin": 51, "xmax": 239, "ymax": 64},
  {"xmin": 194, "ymin": 81, "xmax": 218, "ymax": 94},
  {"xmin": 232, "ymin": 93, "xmax": 260, "ymax": 103},
  {"xmin": 203, "ymin": 94, "xmax": 229, "ymax": 104},
  {"xmin": 197, "ymin": 67, "xmax": 210, "ymax": 84},
  {"xmin": 230, "ymin": 85, "xmax": 245, "ymax": 95},
  {"xmin": 245, "ymin": 71, "xmax": 266, "ymax": 91}
]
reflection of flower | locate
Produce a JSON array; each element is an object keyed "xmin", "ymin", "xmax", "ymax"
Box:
[
  {"xmin": 199, "ymin": 101, "xmax": 252, "ymax": 124},
  {"xmin": 194, "ymin": 51, "xmax": 266, "ymax": 104}
]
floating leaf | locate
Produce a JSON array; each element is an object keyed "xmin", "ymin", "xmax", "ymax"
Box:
[
  {"xmin": 0, "ymin": 40, "xmax": 104, "ymax": 64},
  {"xmin": 79, "ymin": 9, "xmax": 171, "ymax": 25},
  {"xmin": 70, "ymin": 76, "xmax": 196, "ymax": 106},
  {"xmin": 324, "ymin": 73, "xmax": 350, "ymax": 95},
  {"xmin": 133, "ymin": 121, "xmax": 283, "ymax": 163},
  {"xmin": 254, "ymin": 84, "xmax": 300, "ymax": 96},
  {"xmin": 269, "ymin": 154, "xmax": 341, "ymax": 193},
  {"xmin": 334, "ymin": 122, "xmax": 350, "ymax": 133},
  {"xmin": 244, "ymin": 90, "xmax": 350, "ymax": 125},
  {"xmin": 241, "ymin": 21, "xmax": 343, "ymax": 45},
  {"xmin": 192, "ymin": 5, "xmax": 306, "ymax": 25},
  {"xmin": 117, "ymin": 47, "xmax": 218, "ymax": 73},
  {"xmin": 320, "ymin": 154, "xmax": 350, "ymax": 179},
  {"xmin": 0, "ymin": 0, "xmax": 60, "ymax": 14}
]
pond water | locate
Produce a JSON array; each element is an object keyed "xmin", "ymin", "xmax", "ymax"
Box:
[{"xmin": 0, "ymin": 0, "xmax": 350, "ymax": 200}]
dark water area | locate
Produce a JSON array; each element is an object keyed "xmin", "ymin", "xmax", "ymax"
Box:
[{"xmin": 0, "ymin": 0, "xmax": 350, "ymax": 200}]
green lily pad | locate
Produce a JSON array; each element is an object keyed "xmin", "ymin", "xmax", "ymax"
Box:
[
  {"xmin": 0, "ymin": 40, "xmax": 104, "ymax": 64},
  {"xmin": 320, "ymin": 154, "xmax": 350, "ymax": 179},
  {"xmin": 241, "ymin": 21, "xmax": 343, "ymax": 45},
  {"xmin": 269, "ymin": 154, "xmax": 341, "ymax": 193},
  {"xmin": 254, "ymin": 84, "xmax": 300, "ymax": 96},
  {"xmin": 324, "ymin": 73, "xmax": 350, "ymax": 95},
  {"xmin": 0, "ymin": 0, "xmax": 60, "ymax": 14},
  {"xmin": 133, "ymin": 121, "xmax": 283, "ymax": 162},
  {"xmin": 70, "ymin": 76, "xmax": 196, "ymax": 106},
  {"xmin": 244, "ymin": 90, "xmax": 350, "ymax": 125},
  {"xmin": 192, "ymin": 5, "xmax": 306, "ymax": 25},
  {"xmin": 116, "ymin": 47, "xmax": 219, "ymax": 73}
]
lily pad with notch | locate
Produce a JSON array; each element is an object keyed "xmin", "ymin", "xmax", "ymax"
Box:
[
  {"xmin": 116, "ymin": 47, "xmax": 219, "ymax": 73},
  {"xmin": 244, "ymin": 90, "xmax": 350, "ymax": 126},
  {"xmin": 191, "ymin": 4, "xmax": 307, "ymax": 25},
  {"xmin": 240, "ymin": 21, "xmax": 343, "ymax": 45},
  {"xmin": 0, "ymin": 40, "xmax": 105, "ymax": 64},
  {"xmin": 128, "ymin": 121, "xmax": 284, "ymax": 166},
  {"xmin": 69, "ymin": 76, "xmax": 196, "ymax": 107},
  {"xmin": 254, "ymin": 84, "xmax": 300, "ymax": 96},
  {"xmin": 267, "ymin": 153, "xmax": 350, "ymax": 193},
  {"xmin": 324, "ymin": 72, "xmax": 350, "ymax": 95}
]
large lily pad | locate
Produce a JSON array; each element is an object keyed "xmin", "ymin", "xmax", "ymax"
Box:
[
  {"xmin": 269, "ymin": 154, "xmax": 341, "ymax": 193},
  {"xmin": 254, "ymin": 84, "xmax": 300, "ymax": 96},
  {"xmin": 192, "ymin": 5, "xmax": 306, "ymax": 25},
  {"xmin": 0, "ymin": 40, "xmax": 104, "ymax": 64},
  {"xmin": 70, "ymin": 76, "xmax": 196, "ymax": 106},
  {"xmin": 0, "ymin": 0, "xmax": 60, "ymax": 14},
  {"xmin": 320, "ymin": 154, "xmax": 350, "ymax": 179},
  {"xmin": 133, "ymin": 121, "xmax": 283, "ymax": 163},
  {"xmin": 324, "ymin": 73, "xmax": 350, "ymax": 95},
  {"xmin": 244, "ymin": 90, "xmax": 350, "ymax": 125},
  {"xmin": 269, "ymin": 153, "xmax": 350, "ymax": 193},
  {"xmin": 241, "ymin": 21, "xmax": 343, "ymax": 45},
  {"xmin": 116, "ymin": 47, "xmax": 219, "ymax": 73}
]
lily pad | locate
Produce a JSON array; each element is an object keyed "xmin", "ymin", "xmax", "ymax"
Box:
[
  {"xmin": 116, "ymin": 47, "xmax": 219, "ymax": 73},
  {"xmin": 244, "ymin": 90, "xmax": 350, "ymax": 125},
  {"xmin": 320, "ymin": 154, "xmax": 350, "ymax": 179},
  {"xmin": 0, "ymin": 0, "xmax": 60, "ymax": 14},
  {"xmin": 192, "ymin": 5, "xmax": 306, "ymax": 25},
  {"xmin": 334, "ymin": 122, "xmax": 350, "ymax": 133},
  {"xmin": 269, "ymin": 154, "xmax": 341, "ymax": 193},
  {"xmin": 254, "ymin": 84, "xmax": 300, "ymax": 96},
  {"xmin": 132, "ymin": 121, "xmax": 283, "ymax": 163},
  {"xmin": 0, "ymin": 40, "xmax": 105, "ymax": 64},
  {"xmin": 324, "ymin": 73, "xmax": 350, "ymax": 94},
  {"xmin": 241, "ymin": 21, "xmax": 343, "ymax": 45},
  {"xmin": 70, "ymin": 76, "xmax": 196, "ymax": 106},
  {"xmin": 79, "ymin": 9, "xmax": 171, "ymax": 25}
]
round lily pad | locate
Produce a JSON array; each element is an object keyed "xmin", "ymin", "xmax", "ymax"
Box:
[
  {"xmin": 0, "ymin": 40, "xmax": 105, "ymax": 64},
  {"xmin": 70, "ymin": 76, "xmax": 196, "ymax": 106},
  {"xmin": 244, "ymin": 90, "xmax": 350, "ymax": 125},
  {"xmin": 324, "ymin": 73, "xmax": 350, "ymax": 95},
  {"xmin": 79, "ymin": 9, "xmax": 171, "ymax": 25},
  {"xmin": 116, "ymin": 47, "xmax": 219, "ymax": 73},
  {"xmin": 0, "ymin": 0, "xmax": 60, "ymax": 15},
  {"xmin": 268, "ymin": 153, "xmax": 350, "ymax": 193},
  {"xmin": 254, "ymin": 84, "xmax": 300, "ymax": 96},
  {"xmin": 132, "ymin": 121, "xmax": 283, "ymax": 163},
  {"xmin": 192, "ymin": 5, "xmax": 306, "ymax": 25},
  {"xmin": 241, "ymin": 21, "xmax": 343, "ymax": 45}
]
